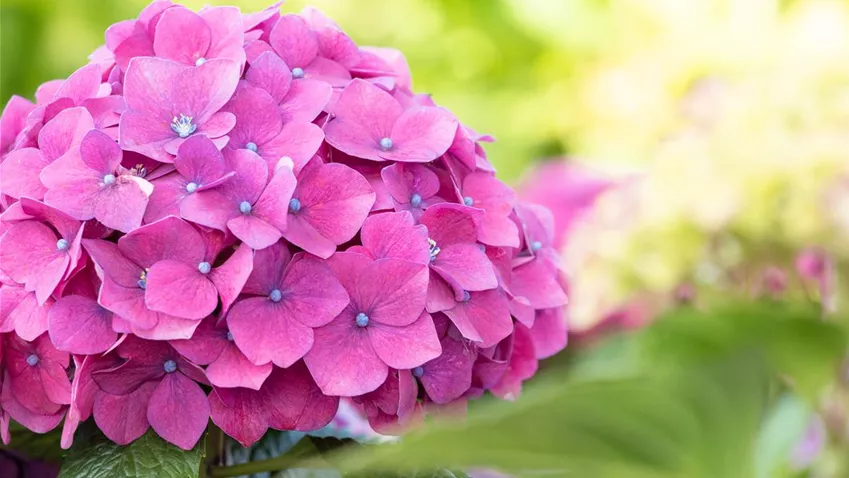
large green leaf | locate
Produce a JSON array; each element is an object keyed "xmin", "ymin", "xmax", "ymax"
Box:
[{"xmin": 59, "ymin": 428, "xmax": 206, "ymax": 478}]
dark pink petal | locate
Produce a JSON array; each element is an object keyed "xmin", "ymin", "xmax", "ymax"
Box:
[
  {"xmin": 264, "ymin": 363, "xmax": 339, "ymax": 431},
  {"xmin": 93, "ymin": 381, "xmax": 157, "ymax": 445},
  {"xmin": 420, "ymin": 203, "xmax": 481, "ymax": 247},
  {"xmin": 98, "ymin": 277, "xmax": 158, "ymax": 331},
  {"xmin": 304, "ymin": 313, "xmax": 388, "ymax": 396},
  {"xmin": 324, "ymin": 79, "xmax": 401, "ymax": 161},
  {"xmin": 93, "ymin": 360, "xmax": 164, "ymax": 396},
  {"xmin": 284, "ymin": 162, "xmax": 375, "ymax": 258},
  {"xmin": 360, "ymin": 211, "xmax": 429, "ymax": 265},
  {"xmin": 153, "ymin": 7, "xmax": 212, "ymax": 65},
  {"xmin": 145, "ymin": 260, "xmax": 218, "ymax": 320},
  {"xmin": 251, "ymin": 163, "xmax": 297, "ymax": 234},
  {"xmin": 0, "ymin": 221, "xmax": 69, "ymax": 305},
  {"xmin": 122, "ymin": 56, "xmax": 185, "ymax": 119},
  {"xmin": 48, "ymin": 295, "xmax": 117, "ymax": 354},
  {"xmin": 0, "ymin": 372, "xmax": 64, "ymax": 434},
  {"xmin": 491, "ymin": 324, "xmax": 538, "ymax": 400},
  {"xmin": 131, "ymin": 314, "xmax": 202, "ymax": 341},
  {"xmin": 169, "ymin": 316, "xmax": 226, "ymax": 365},
  {"xmin": 117, "ymin": 110, "xmax": 174, "ymax": 162},
  {"xmin": 241, "ymin": 241, "xmax": 291, "ymax": 295},
  {"xmin": 280, "ymin": 254, "xmax": 350, "ymax": 328},
  {"xmin": 38, "ymin": 106, "xmax": 95, "ymax": 161},
  {"xmin": 93, "ymin": 175, "xmax": 153, "ymax": 233},
  {"xmin": 369, "ymin": 311, "xmax": 442, "ymax": 369},
  {"xmin": 118, "ymin": 216, "xmax": 206, "ymax": 268},
  {"xmin": 209, "ymin": 243, "xmax": 253, "ymax": 316},
  {"xmin": 145, "ymin": 174, "xmax": 186, "ymax": 223},
  {"xmin": 355, "ymin": 259, "xmax": 428, "ymax": 327},
  {"xmin": 62, "ymin": 354, "xmax": 118, "ymax": 449},
  {"xmin": 174, "ymin": 134, "xmax": 233, "ymax": 189},
  {"xmin": 269, "ymin": 14, "xmax": 318, "ymax": 69},
  {"xmin": 528, "ymin": 307, "xmax": 568, "ymax": 359},
  {"xmin": 427, "ymin": 272, "xmax": 460, "ymax": 313},
  {"xmin": 420, "ymin": 336, "xmax": 476, "ymax": 404},
  {"xmin": 431, "ymin": 243, "xmax": 497, "ymax": 292},
  {"xmin": 510, "ymin": 259, "xmax": 568, "ymax": 309},
  {"xmin": 147, "ymin": 372, "xmax": 210, "ymax": 450},
  {"xmin": 0, "ymin": 285, "xmax": 51, "ymax": 341},
  {"xmin": 381, "ymin": 163, "xmax": 440, "ymax": 205},
  {"xmin": 479, "ymin": 213, "xmax": 521, "ymax": 248},
  {"xmin": 382, "ymin": 107, "xmax": 458, "ymax": 162},
  {"xmin": 206, "ymin": 343, "xmax": 273, "ymax": 390},
  {"xmin": 444, "ymin": 289, "xmax": 513, "ymax": 348},
  {"xmin": 209, "ymin": 387, "xmax": 268, "ymax": 447}
]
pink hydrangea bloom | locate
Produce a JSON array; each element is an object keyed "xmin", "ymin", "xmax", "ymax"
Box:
[{"xmin": 0, "ymin": 0, "xmax": 567, "ymax": 450}]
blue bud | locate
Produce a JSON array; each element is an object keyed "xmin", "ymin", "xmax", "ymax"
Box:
[
  {"xmin": 289, "ymin": 198, "xmax": 302, "ymax": 213},
  {"xmin": 355, "ymin": 312, "xmax": 369, "ymax": 328},
  {"xmin": 103, "ymin": 174, "xmax": 116, "ymax": 185},
  {"xmin": 186, "ymin": 182, "xmax": 198, "ymax": 193},
  {"xmin": 269, "ymin": 289, "xmax": 282, "ymax": 303},
  {"xmin": 410, "ymin": 193, "xmax": 422, "ymax": 208},
  {"xmin": 239, "ymin": 201, "xmax": 252, "ymax": 215},
  {"xmin": 463, "ymin": 196, "xmax": 474, "ymax": 207},
  {"xmin": 163, "ymin": 360, "xmax": 177, "ymax": 373},
  {"xmin": 56, "ymin": 239, "xmax": 70, "ymax": 251},
  {"xmin": 379, "ymin": 137, "xmax": 393, "ymax": 150},
  {"xmin": 198, "ymin": 262, "xmax": 212, "ymax": 274},
  {"xmin": 26, "ymin": 354, "xmax": 39, "ymax": 367},
  {"xmin": 412, "ymin": 366, "xmax": 424, "ymax": 378},
  {"xmin": 292, "ymin": 67, "xmax": 305, "ymax": 79},
  {"xmin": 246, "ymin": 142, "xmax": 258, "ymax": 153}
]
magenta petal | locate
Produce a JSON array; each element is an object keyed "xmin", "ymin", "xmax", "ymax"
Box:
[
  {"xmin": 432, "ymin": 243, "xmax": 497, "ymax": 292},
  {"xmin": 369, "ymin": 311, "xmax": 442, "ymax": 369},
  {"xmin": 420, "ymin": 203, "xmax": 481, "ymax": 246},
  {"xmin": 269, "ymin": 14, "xmax": 319, "ymax": 69},
  {"xmin": 93, "ymin": 176, "xmax": 153, "ymax": 233},
  {"xmin": 93, "ymin": 381, "xmax": 157, "ymax": 445},
  {"xmin": 324, "ymin": 79, "xmax": 401, "ymax": 161},
  {"xmin": 0, "ymin": 148, "xmax": 49, "ymax": 199},
  {"xmin": 62, "ymin": 355, "xmax": 118, "ymax": 449},
  {"xmin": 1, "ymin": 373, "xmax": 64, "ymax": 434},
  {"xmin": 0, "ymin": 285, "xmax": 52, "ymax": 341},
  {"xmin": 38, "ymin": 107, "xmax": 95, "ymax": 161},
  {"xmin": 245, "ymin": 51, "xmax": 292, "ymax": 104},
  {"xmin": 53, "ymin": 63, "xmax": 102, "ymax": 105},
  {"xmin": 209, "ymin": 243, "xmax": 253, "ymax": 316},
  {"xmin": 224, "ymin": 83, "xmax": 283, "ymax": 148},
  {"xmin": 479, "ymin": 213, "xmax": 521, "ymax": 248},
  {"xmin": 510, "ymin": 259, "xmax": 568, "ymax": 309},
  {"xmin": 360, "ymin": 211, "xmax": 429, "ymax": 264},
  {"xmin": 174, "ymin": 134, "xmax": 233, "ymax": 187},
  {"xmin": 206, "ymin": 343, "xmax": 273, "ymax": 390},
  {"xmin": 153, "ymin": 7, "xmax": 212, "ymax": 65},
  {"xmin": 356, "ymin": 259, "xmax": 429, "ymax": 327},
  {"xmin": 427, "ymin": 272, "xmax": 460, "ymax": 313},
  {"xmin": 1, "ymin": 95, "xmax": 35, "ymax": 154},
  {"xmin": 209, "ymin": 387, "xmax": 268, "ymax": 447},
  {"xmin": 264, "ymin": 363, "xmax": 339, "ymax": 431},
  {"xmin": 383, "ymin": 107, "xmax": 458, "ymax": 162},
  {"xmin": 168, "ymin": 317, "xmax": 226, "ymax": 365},
  {"xmin": 251, "ymin": 164, "xmax": 296, "ymax": 233},
  {"xmin": 93, "ymin": 360, "xmax": 164, "ymax": 396},
  {"xmin": 420, "ymin": 336, "xmax": 475, "ymax": 404},
  {"xmin": 491, "ymin": 324, "xmax": 538, "ymax": 400},
  {"xmin": 147, "ymin": 372, "xmax": 210, "ymax": 450},
  {"xmin": 381, "ymin": 163, "xmax": 440, "ymax": 204},
  {"xmin": 119, "ymin": 216, "xmax": 205, "ymax": 269},
  {"xmin": 280, "ymin": 78, "xmax": 331, "ymax": 124},
  {"xmin": 145, "ymin": 260, "xmax": 218, "ymax": 320},
  {"xmin": 528, "ymin": 307, "xmax": 568, "ymax": 359},
  {"xmin": 258, "ymin": 122, "xmax": 324, "ymax": 172},
  {"xmin": 145, "ymin": 174, "xmax": 186, "ymax": 223},
  {"xmin": 48, "ymin": 295, "xmax": 117, "ymax": 354},
  {"xmin": 444, "ymin": 289, "xmax": 514, "ymax": 348},
  {"xmin": 304, "ymin": 314, "xmax": 388, "ymax": 396},
  {"xmin": 227, "ymin": 215, "xmax": 283, "ymax": 250},
  {"xmin": 227, "ymin": 297, "xmax": 314, "ymax": 368},
  {"xmin": 98, "ymin": 277, "xmax": 159, "ymax": 330}
]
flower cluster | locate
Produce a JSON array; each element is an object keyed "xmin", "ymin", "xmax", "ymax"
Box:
[{"xmin": 0, "ymin": 1, "xmax": 567, "ymax": 450}]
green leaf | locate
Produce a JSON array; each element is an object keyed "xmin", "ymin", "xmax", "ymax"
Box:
[{"xmin": 59, "ymin": 428, "xmax": 206, "ymax": 478}]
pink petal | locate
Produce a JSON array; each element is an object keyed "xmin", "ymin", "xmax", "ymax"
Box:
[
  {"xmin": 420, "ymin": 336, "xmax": 476, "ymax": 404},
  {"xmin": 38, "ymin": 106, "xmax": 95, "ymax": 161},
  {"xmin": 0, "ymin": 285, "xmax": 51, "ymax": 341},
  {"xmin": 117, "ymin": 110, "xmax": 175, "ymax": 162},
  {"xmin": 131, "ymin": 314, "xmax": 202, "ymax": 341},
  {"xmin": 93, "ymin": 175, "xmax": 153, "ymax": 233},
  {"xmin": 263, "ymin": 362, "xmax": 339, "ymax": 431},
  {"xmin": 62, "ymin": 354, "xmax": 118, "ymax": 448},
  {"xmin": 360, "ymin": 211, "xmax": 429, "ymax": 265},
  {"xmin": 174, "ymin": 134, "xmax": 233, "ymax": 187},
  {"xmin": 251, "ymin": 164, "xmax": 297, "ymax": 234},
  {"xmin": 169, "ymin": 316, "xmax": 227, "ymax": 364},
  {"xmin": 145, "ymin": 174, "xmax": 186, "ymax": 223},
  {"xmin": 381, "ymin": 163, "xmax": 440, "ymax": 204},
  {"xmin": 201, "ymin": 6, "xmax": 246, "ymax": 65},
  {"xmin": 431, "ymin": 243, "xmax": 497, "ymax": 292},
  {"xmin": 444, "ymin": 289, "xmax": 513, "ymax": 348},
  {"xmin": 241, "ymin": 241, "xmax": 291, "ymax": 295},
  {"xmin": 304, "ymin": 313, "xmax": 388, "ymax": 396},
  {"xmin": 223, "ymin": 82, "xmax": 283, "ymax": 148},
  {"xmin": 145, "ymin": 260, "xmax": 218, "ymax": 320},
  {"xmin": 227, "ymin": 297, "xmax": 314, "ymax": 367},
  {"xmin": 510, "ymin": 259, "xmax": 568, "ymax": 309},
  {"xmin": 280, "ymin": 78, "xmax": 331, "ymax": 124},
  {"xmin": 0, "ymin": 148, "xmax": 49, "ymax": 199},
  {"xmin": 269, "ymin": 14, "xmax": 318, "ymax": 69},
  {"xmin": 147, "ymin": 372, "xmax": 210, "ymax": 450},
  {"xmin": 355, "ymin": 258, "xmax": 428, "ymax": 327},
  {"xmin": 118, "ymin": 216, "xmax": 205, "ymax": 268},
  {"xmin": 93, "ymin": 381, "xmax": 157, "ymax": 445},
  {"xmin": 206, "ymin": 343, "xmax": 273, "ymax": 390},
  {"xmin": 528, "ymin": 307, "xmax": 568, "ymax": 359},
  {"xmin": 0, "ymin": 372, "xmax": 64, "ymax": 434},
  {"xmin": 382, "ymin": 107, "xmax": 457, "ymax": 162},
  {"xmin": 491, "ymin": 324, "xmax": 538, "ymax": 400},
  {"xmin": 258, "ymin": 122, "xmax": 324, "ymax": 173},
  {"xmin": 227, "ymin": 215, "xmax": 283, "ymax": 250},
  {"xmin": 0, "ymin": 221, "xmax": 68, "ymax": 304},
  {"xmin": 324, "ymin": 79, "xmax": 401, "ymax": 161},
  {"xmin": 83, "ymin": 239, "xmax": 141, "ymax": 287},
  {"xmin": 153, "ymin": 7, "xmax": 212, "ymax": 65},
  {"xmin": 369, "ymin": 311, "xmax": 442, "ymax": 369},
  {"xmin": 209, "ymin": 243, "xmax": 254, "ymax": 316},
  {"xmin": 209, "ymin": 387, "xmax": 268, "ymax": 447},
  {"xmin": 48, "ymin": 295, "xmax": 117, "ymax": 354},
  {"xmin": 479, "ymin": 213, "xmax": 521, "ymax": 248},
  {"xmin": 420, "ymin": 203, "xmax": 481, "ymax": 247},
  {"xmin": 1, "ymin": 95, "xmax": 35, "ymax": 154},
  {"xmin": 53, "ymin": 64, "xmax": 102, "ymax": 105},
  {"xmin": 244, "ymin": 51, "xmax": 292, "ymax": 104}
]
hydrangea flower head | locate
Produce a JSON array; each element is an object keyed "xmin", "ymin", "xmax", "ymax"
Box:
[{"xmin": 0, "ymin": 0, "xmax": 567, "ymax": 450}]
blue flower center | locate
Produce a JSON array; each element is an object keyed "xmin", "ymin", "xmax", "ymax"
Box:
[
  {"xmin": 56, "ymin": 238, "xmax": 70, "ymax": 251},
  {"xmin": 239, "ymin": 201, "xmax": 252, "ymax": 215},
  {"xmin": 170, "ymin": 114, "xmax": 197, "ymax": 138},
  {"xmin": 138, "ymin": 269, "xmax": 148, "ymax": 289},
  {"xmin": 428, "ymin": 238, "xmax": 440, "ymax": 262},
  {"xmin": 26, "ymin": 354, "xmax": 39, "ymax": 367},
  {"xmin": 103, "ymin": 174, "xmax": 116, "ymax": 185},
  {"xmin": 198, "ymin": 262, "xmax": 211, "ymax": 274},
  {"xmin": 226, "ymin": 331, "xmax": 234, "ymax": 341},
  {"xmin": 163, "ymin": 360, "xmax": 177, "ymax": 373},
  {"xmin": 292, "ymin": 67, "xmax": 305, "ymax": 79},
  {"xmin": 412, "ymin": 366, "xmax": 424, "ymax": 378},
  {"xmin": 288, "ymin": 198, "xmax": 302, "ymax": 213},
  {"xmin": 245, "ymin": 142, "xmax": 258, "ymax": 153},
  {"xmin": 195, "ymin": 57, "xmax": 206, "ymax": 66},
  {"xmin": 185, "ymin": 182, "xmax": 198, "ymax": 193},
  {"xmin": 531, "ymin": 240, "xmax": 543, "ymax": 251},
  {"xmin": 410, "ymin": 193, "xmax": 422, "ymax": 208},
  {"xmin": 269, "ymin": 289, "xmax": 282, "ymax": 303},
  {"xmin": 461, "ymin": 290, "xmax": 471, "ymax": 302},
  {"xmin": 355, "ymin": 312, "xmax": 369, "ymax": 328},
  {"xmin": 379, "ymin": 137, "xmax": 393, "ymax": 150},
  {"xmin": 463, "ymin": 196, "xmax": 474, "ymax": 207}
]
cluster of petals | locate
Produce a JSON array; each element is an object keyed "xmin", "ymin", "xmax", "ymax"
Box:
[{"xmin": 0, "ymin": 0, "xmax": 567, "ymax": 450}]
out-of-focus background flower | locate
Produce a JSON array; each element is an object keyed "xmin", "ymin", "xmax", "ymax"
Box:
[{"xmin": 3, "ymin": 0, "xmax": 849, "ymax": 476}]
